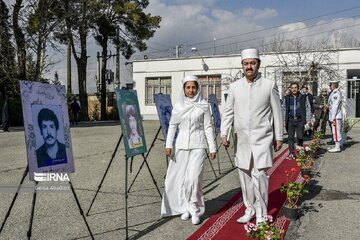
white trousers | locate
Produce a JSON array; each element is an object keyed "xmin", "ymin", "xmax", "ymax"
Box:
[
  {"xmin": 161, "ymin": 148, "xmax": 205, "ymax": 217},
  {"xmin": 331, "ymin": 119, "xmax": 342, "ymax": 143},
  {"xmin": 238, "ymin": 161, "xmax": 269, "ymax": 218}
]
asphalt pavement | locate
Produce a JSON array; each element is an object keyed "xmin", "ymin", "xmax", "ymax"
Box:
[{"xmin": 0, "ymin": 121, "xmax": 359, "ymax": 240}]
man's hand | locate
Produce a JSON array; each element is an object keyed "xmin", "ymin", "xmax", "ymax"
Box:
[
  {"xmin": 210, "ymin": 152, "xmax": 216, "ymax": 160},
  {"xmin": 165, "ymin": 148, "xmax": 172, "ymax": 157},
  {"xmin": 274, "ymin": 140, "xmax": 283, "ymax": 152},
  {"xmin": 221, "ymin": 136, "xmax": 230, "ymax": 149}
]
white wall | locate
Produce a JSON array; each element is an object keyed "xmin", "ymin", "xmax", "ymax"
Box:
[{"xmin": 133, "ymin": 48, "xmax": 360, "ymax": 120}]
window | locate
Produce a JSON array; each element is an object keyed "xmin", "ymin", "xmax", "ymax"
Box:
[
  {"xmin": 282, "ymin": 71, "xmax": 318, "ymax": 95},
  {"xmin": 282, "ymin": 71, "xmax": 308, "ymax": 86},
  {"xmin": 197, "ymin": 75, "xmax": 222, "ymax": 104},
  {"xmin": 145, "ymin": 77, "xmax": 172, "ymax": 105}
]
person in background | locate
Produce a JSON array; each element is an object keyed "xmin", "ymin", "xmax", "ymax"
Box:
[
  {"xmin": 161, "ymin": 75, "xmax": 216, "ymax": 225},
  {"xmin": 71, "ymin": 96, "xmax": 81, "ymax": 125},
  {"xmin": 313, "ymin": 87, "xmax": 329, "ymax": 133},
  {"xmin": 2, "ymin": 98, "xmax": 10, "ymax": 132},
  {"xmin": 284, "ymin": 82, "xmax": 306, "ymax": 160},
  {"xmin": 326, "ymin": 80, "xmax": 343, "ymax": 152},
  {"xmin": 221, "ymin": 48, "xmax": 283, "ymax": 225},
  {"xmin": 301, "ymin": 86, "xmax": 314, "ymax": 136}
]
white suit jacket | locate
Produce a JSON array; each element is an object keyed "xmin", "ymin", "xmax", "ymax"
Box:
[
  {"xmin": 166, "ymin": 105, "xmax": 216, "ymax": 153},
  {"xmin": 328, "ymin": 89, "xmax": 343, "ymax": 121},
  {"xmin": 221, "ymin": 75, "xmax": 283, "ymax": 170}
]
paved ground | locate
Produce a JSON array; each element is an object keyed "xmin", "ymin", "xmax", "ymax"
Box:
[{"xmin": 0, "ymin": 121, "xmax": 359, "ymax": 240}]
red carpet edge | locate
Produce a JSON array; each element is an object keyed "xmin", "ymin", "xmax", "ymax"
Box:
[{"xmin": 188, "ymin": 147, "xmax": 302, "ymax": 240}]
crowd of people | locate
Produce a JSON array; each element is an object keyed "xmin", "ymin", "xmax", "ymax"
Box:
[
  {"xmin": 161, "ymin": 47, "xmax": 346, "ymax": 228},
  {"xmin": 0, "ymin": 48, "xmax": 346, "ymax": 229},
  {"xmin": 281, "ymin": 78, "xmax": 345, "ymax": 157}
]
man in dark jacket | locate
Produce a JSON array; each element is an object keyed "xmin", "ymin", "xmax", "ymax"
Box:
[
  {"xmin": 301, "ymin": 86, "xmax": 314, "ymax": 136},
  {"xmin": 284, "ymin": 82, "xmax": 306, "ymax": 160}
]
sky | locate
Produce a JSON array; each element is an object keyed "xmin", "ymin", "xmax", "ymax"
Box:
[{"xmin": 5, "ymin": 0, "xmax": 360, "ymax": 93}]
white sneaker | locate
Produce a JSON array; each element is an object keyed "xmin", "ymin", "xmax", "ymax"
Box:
[
  {"xmin": 328, "ymin": 143, "xmax": 341, "ymax": 153},
  {"xmin": 328, "ymin": 147, "xmax": 341, "ymax": 153},
  {"xmin": 180, "ymin": 212, "xmax": 190, "ymax": 221},
  {"xmin": 191, "ymin": 215, "xmax": 200, "ymax": 225},
  {"xmin": 237, "ymin": 210, "xmax": 255, "ymax": 223}
]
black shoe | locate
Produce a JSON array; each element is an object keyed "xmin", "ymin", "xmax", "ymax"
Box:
[{"xmin": 327, "ymin": 140, "xmax": 335, "ymax": 145}]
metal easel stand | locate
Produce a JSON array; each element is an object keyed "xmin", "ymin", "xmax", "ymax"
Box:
[
  {"xmin": 0, "ymin": 166, "xmax": 94, "ymax": 240},
  {"xmin": 86, "ymin": 134, "xmax": 123, "ymax": 216},
  {"xmin": 215, "ymin": 132, "xmax": 235, "ymax": 175},
  {"xmin": 127, "ymin": 126, "xmax": 162, "ymax": 197}
]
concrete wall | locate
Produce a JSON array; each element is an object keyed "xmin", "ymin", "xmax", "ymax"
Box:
[{"xmin": 133, "ymin": 48, "xmax": 360, "ymax": 120}]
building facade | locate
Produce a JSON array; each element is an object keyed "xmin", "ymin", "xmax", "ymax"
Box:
[{"xmin": 132, "ymin": 48, "xmax": 360, "ymax": 120}]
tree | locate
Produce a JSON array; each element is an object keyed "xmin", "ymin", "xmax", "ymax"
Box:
[
  {"xmin": 55, "ymin": 0, "xmax": 103, "ymax": 121},
  {"xmin": 93, "ymin": 0, "xmax": 161, "ymax": 120},
  {"xmin": 0, "ymin": 0, "xmax": 17, "ymax": 98},
  {"xmin": 12, "ymin": 0, "xmax": 27, "ymax": 80},
  {"xmin": 26, "ymin": 0, "xmax": 63, "ymax": 81},
  {"xmin": 262, "ymin": 37, "xmax": 341, "ymax": 96}
]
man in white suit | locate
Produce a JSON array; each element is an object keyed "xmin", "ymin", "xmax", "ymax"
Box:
[
  {"xmin": 327, "ymin": 79, "xmax": 343, "ymax": 152},
  {"xmin": 221, "ymin": 48, "xmax": 283, "ymax": 225}
]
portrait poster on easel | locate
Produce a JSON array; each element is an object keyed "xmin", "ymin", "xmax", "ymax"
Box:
[
  {"xmin": 209, "ymin": 94, "xmax": 221, "ymax": 134},
  {"xmin": 154, "ymin": 93, "xmax": 173, "ymax": 139},
  {"xmin": 20, "ymin": 81, "xmax": 75, "ymax": 180},
  {"xmin": 115, "ymin": 89, "xmax": 147, "ymax": 157}
]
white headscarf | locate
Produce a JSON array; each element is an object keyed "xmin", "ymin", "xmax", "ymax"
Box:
[{"xmin": 170, "ymin": 75, "xmax": 209, "ymax": 124}]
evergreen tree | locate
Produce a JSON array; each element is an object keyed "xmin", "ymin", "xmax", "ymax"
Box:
[{"xmin": 0, "ymin": 0, "xmax": 17, "ymax": 98}]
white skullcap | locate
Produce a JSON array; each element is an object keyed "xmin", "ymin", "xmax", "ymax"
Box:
[
  {"xmin": 321, "ymin": 85, "xmax": 329, "ymax": 90},
  {"xmin": 329, "ymin": 79, "xmax": 339, "ymax": 83},
  {"xmin": 241, "ymin": 48, "xmax": 260, "ymax": 61},
  {"xmin": 182, "ymin": 75, "xmax": 198, "ymax": 84}
]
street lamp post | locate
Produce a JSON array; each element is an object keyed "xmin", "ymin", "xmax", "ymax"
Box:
[{"xmin": 191, "ymin": 47, "xmax": 209, "ymax": 72}]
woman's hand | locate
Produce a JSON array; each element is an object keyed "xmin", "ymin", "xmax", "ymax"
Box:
[
  {"xmin": 165, "ymin": 148, "xmax": 172, "ymax": 157},
  {"xmin": 210, "ymin": 152, "xmax": 216, "ymax": 160}
]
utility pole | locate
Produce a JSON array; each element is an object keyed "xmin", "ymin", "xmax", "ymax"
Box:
[
  {"xmin": 96, "ymin": 51, "xmax": 118, "ymax": 120},
  {"xmin": 175, "ymin": 45, "xmax": 182, "ymax": 58},
  {"xmin": 115, "ymin": 43, "xmax": 120, "ymax": 89},
  {"xmin": 67, "ymin": 41, "xmax": 72, "ymax": 95}
]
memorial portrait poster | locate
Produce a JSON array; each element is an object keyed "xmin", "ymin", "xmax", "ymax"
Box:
[
  {"xmin": 116, "ymin": 89, "xmax": 147, "ymax": 157},
  {"xmin": 20, "ymin": 81, "xmax": 74, "ymax": 180}
]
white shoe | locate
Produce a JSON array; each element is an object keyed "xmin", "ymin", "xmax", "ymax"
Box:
[
  {"xmin": 328, "ymin": 147, "xmax": 340, "ymax": 153},
  {"xmin": 191, "ymin": 215, "xmax": 200, "ymax": 225},
  {"xmin": 180, "ymin": 212, "xmax": 190, "ymax": 221},
  {"xmin": 328, "ymin": 143, "xmax": 341, "ymax": 153},
  {"xmin": 237, "ymin": 210, "xmax": 255, "ymax": 223}
]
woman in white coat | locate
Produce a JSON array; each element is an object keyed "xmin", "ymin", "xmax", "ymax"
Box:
[{"xmin": 161, "ymin": 75, "xmax": 217, "ymax": 225}]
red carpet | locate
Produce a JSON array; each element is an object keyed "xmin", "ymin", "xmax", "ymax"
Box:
[{"xmin": 188, "ymin": 147, "xmax": 302, "ymax": 240}]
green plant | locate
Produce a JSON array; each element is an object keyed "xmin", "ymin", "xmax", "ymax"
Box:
[
  {"xmin": 280, "ymin": 168, "xmax": 309, "ymax": 208},
  {"xmin": 308, "ymin": 139, "xmax": 320, "ymax": 151},
  {"xmin": 312, "ymin": 130, "xmax": 323, "ymax": 140},
  {"xmin": 244, "ymin": 215, "xmax": 283, "ymax": 240},
  {"xmin": 296, "ymin": 147, "xmax": 315, "ymax": 170}
]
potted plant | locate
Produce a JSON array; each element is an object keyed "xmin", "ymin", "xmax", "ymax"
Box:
[
  {"xmin": 295, "ymin": 147, "xmax": 315, "ymax": 177},
  {"xmin": 244, "ymin": 215, "xmax": 283, "ymax": 240},
  {"xmin": 280, "ymin": 168, "xmax": 310, "ymax": 220}
]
